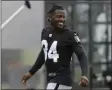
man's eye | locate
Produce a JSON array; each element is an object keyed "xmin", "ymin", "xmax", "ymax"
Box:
[{"xmin": 57, "ymin": 16, "xmax": 60, "ymax": 18}]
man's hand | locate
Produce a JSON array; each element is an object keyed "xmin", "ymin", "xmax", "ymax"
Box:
[
  {"xmin": 21, "ymin": 72, "xmax": 32, "ymax": 86},
  {"xmin": 79, "ymin": 76, "xmax": 89, "ymax": 87}
]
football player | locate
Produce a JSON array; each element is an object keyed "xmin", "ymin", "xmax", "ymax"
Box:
[{"xmin": 22, "ymin": 5, "xmax": 89, "ymax": 90}]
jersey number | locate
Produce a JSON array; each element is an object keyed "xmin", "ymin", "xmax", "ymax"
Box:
[{"xmin": 42, "ymin": 40, "xmax": 59, "ymax": 62}]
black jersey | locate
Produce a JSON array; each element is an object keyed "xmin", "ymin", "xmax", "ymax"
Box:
[
  {"xmin": 42, "ymin": 27, "xmax": 74, "ymax": 73},
  {"xmin": 29, "ymin": 26, "xmax": 88, "ymax": 86}
]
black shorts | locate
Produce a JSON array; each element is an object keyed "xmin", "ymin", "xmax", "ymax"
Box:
[{"xmin": 47, "ymin": 72, "xmax": 73, "ymax": 86}]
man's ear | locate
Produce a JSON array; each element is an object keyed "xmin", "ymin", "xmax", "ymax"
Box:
[
  {"xmin": 48, "ymin": 18, "xmax": 52, "ymax": 22},
  {"xmin": 47, "ymin": 13, "xmax": 52, "ymax": 22}
]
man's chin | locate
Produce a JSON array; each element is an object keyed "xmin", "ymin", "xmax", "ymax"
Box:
[{"xmin": 56, "ymin": 25, "xmax": 64, "ymax": 29}]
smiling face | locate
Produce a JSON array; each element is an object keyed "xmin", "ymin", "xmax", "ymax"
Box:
[{"xmin": 50, "ymin": 10, "xmax": 66, "ymax": 29}]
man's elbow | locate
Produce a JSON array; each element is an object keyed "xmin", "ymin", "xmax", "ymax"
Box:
[{"xmin": 77, "ymin": 51, "xmax": 87, "ymax": 60}]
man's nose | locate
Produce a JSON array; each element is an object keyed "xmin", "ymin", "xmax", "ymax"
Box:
[{"xmin": 59, "ymin": 18, "xmax": 65, "ymax": 22}]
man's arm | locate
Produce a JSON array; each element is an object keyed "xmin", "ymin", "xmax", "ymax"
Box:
[
  {"xmin": 73, "ymin": 43, "xmax": 88, "ymax": 77},
  {"xmin": 21, "ymin": 50, "xmax": 45, "ymax": 86},
  {"xmin": 29, "ymin": 29, "xmax": 45, "ymax": 75},
  {"xmin": 29, "ymin": 48, "xmax": 45, "ymax": 75},
  {"xmin": 71, "ymin": 32, "xmax": 88, "ymax": 77},
  {"xmin": 21, "ymin": 29, "xmax": 45, "ymax": 86}
]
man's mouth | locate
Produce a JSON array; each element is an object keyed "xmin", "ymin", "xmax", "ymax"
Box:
[{"xmin": 57, "ymin": 22, "xmax": 64, "ymax": 28}]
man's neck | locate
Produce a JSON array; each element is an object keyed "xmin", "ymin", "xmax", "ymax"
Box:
[{"xmin": 49, "ymin": 24, "xmax": 66, "ymax": 31}]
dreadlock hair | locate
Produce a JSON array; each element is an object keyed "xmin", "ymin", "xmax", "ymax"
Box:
[{"xmin": 47, "ymin": 4, "xmax": 64, "ymax": 22}]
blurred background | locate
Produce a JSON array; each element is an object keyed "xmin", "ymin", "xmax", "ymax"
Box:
[{"xmin": 1, "ymin": 0, "xmax": 111, "ymax": 90}]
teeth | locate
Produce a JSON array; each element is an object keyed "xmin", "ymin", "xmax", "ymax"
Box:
[{"xmin": 58, "ymin": 22, "xmax": 63, "ymax": 25}]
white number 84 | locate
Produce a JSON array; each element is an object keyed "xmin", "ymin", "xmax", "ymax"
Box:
[{"xmin": 42, "ymin": 40, "xmax": 59, "ymax": 62}]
